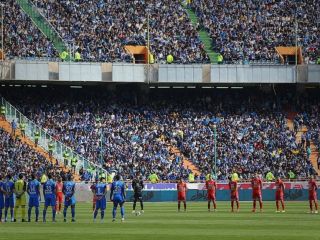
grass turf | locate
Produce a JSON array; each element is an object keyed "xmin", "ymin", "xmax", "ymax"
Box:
[{"xmin": 1, "ymin": 202, "xmax": 320, "ymax": 240}]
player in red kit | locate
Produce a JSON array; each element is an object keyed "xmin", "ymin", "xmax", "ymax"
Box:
[
  {"xmin": 177, "ymin": 178, "xmax": 187, "ymax": 212},
  {"xmin": 205, "ymin": 175, "xmax": 217, "ymax": 212},
  {"xmin": 90, "ymin": 181, "xmax": 97, "ymax": 212},
  {"xmin": 308, "ymin": 175, "xmax": 318, "ymax": 214},
  {"xmin": 55, "ymin": 177, "xmax": 63, "ymax": 214},
  {"xmin": 275, "ymin": 177, "xmax": 285, "ymax": 213},
  {"xmin": 228, "ymin": 176, "xmax": 239, "ymax": 212},
  {"xmin": 251, "ymin": 173, "xmax": 263, "ymax": 212}
]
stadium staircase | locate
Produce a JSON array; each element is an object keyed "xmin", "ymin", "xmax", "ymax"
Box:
[
  {"xmin": 183, "ymin": 4, "xmax": 219, "ymax": 64},
  {"xmin": 169, "ymin": 146, "xmax": 200, "ymax": 175},
  {"xmin": 15, "ymin": 0, "xmax": 68, "ymax": 57},
  {"xmin": 0, "ymin": 119, "xmax": 80, "ymax": 180},
  {"xmin": 287, "ymin": 117, "xmax": 320, "ymax": 176}
]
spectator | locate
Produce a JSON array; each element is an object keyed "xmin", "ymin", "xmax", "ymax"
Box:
[
  {"xmin": 3, "ymin": 1, "xmax": 57, "ymax": 59},
  {"xmin": 0, "ymin": 128, "xmax": 64, "ymax": 181},
  {"xmin": 191, "ymin": 0, "xmax": 320, "ymax": 64},
  {"xmin": 31, "ymin": 0, "xmax": 209, "ymax": 63},
  {"xmin": 1, "ymin": 86, "xmax": 314, "ymax": 181}
]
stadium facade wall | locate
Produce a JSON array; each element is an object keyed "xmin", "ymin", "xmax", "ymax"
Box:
[
  {"xmin": 15, "ymin": 61, "xmax": 49, "ymax": 81},
  {"xmin": 112, "ymin": 63, "xmax": 146, "ymax": 82},
  {"xmin": 59, "ymin": 63, "xmax": 102, "ymax": 81},
  {"xmin": 210, "ymin": 65, "xmax": 296, "ymax": 83},
  {"xmin": 1, "ymin": 61, "xmax": 319, "ymax": 83},
  {"xmin": 159, "ymin": 64, "xmax": 203, "ymax": 83}
]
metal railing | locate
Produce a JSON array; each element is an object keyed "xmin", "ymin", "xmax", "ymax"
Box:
[
  {"xmin": 0, "ymin": 97, "xmax": 107, "ymax": 175},
  {"xmin": 16, "ymin": 0, "xmax": 68, "ymax": 54}
]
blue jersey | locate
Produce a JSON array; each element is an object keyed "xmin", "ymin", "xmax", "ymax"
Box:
[
  {"xmin": 111, "ymin": 181, "xmax": 125, "ymax": 199},
  {"xmin": 63, "ymin": 181, "xmax": 75, "ymax": 198},
  {"xmin": 0, "ymin": 181, "xmax": 3, "ymax": 197},
  {"xmin": 43, "ymin": 179, "xmax": 56, "ymax": 197},
  {"xmin": 95, "ymin": 182, "xmax": 107, "ymax": 196},
  {"xmin": 27, "ymin": 179, "xmax": 40, "ymax": 197},
  {"xmin": 3, "ymin": 180, "xmax": 14, "ymax": 197},
  {"xmin": 0, "ymin": 181, "xmax": 4, "ymax": 208}
]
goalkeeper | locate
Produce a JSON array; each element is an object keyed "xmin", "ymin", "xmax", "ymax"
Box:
[
  {"xmin": 132, "ymin": 173, "xmax": 144, "ymax": 214},
  {"xmin": 14, "ymin": 173, "xmax": 27, "ymax": 222}
]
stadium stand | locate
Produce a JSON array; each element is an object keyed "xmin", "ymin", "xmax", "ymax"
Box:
[
  {"xmin": 3, "ymin": 0, "xmax": 319, "ymax": 64},
  {"xmin": 1, "ymin": 86, "xmax": 316, "ymax": 181},
  {"xmin": 190, "ymin": 0, "xmax": 320, "ymax": 64},
  {"xmin": 30, "ymin": 0, "xmax": 209, "ymax": 63},
  {"xmin": 0, "ymin": 126, "xmax": 70, "ymax": 181},
  {"xmin": 3, "ymin": 0, "xmax": 57, "ymax": 59}
]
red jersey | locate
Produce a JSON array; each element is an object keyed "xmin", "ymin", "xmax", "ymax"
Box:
[
  {"xmin": 206, "ymin": 180, "xmax": 216, "ymax": 197},
  {"xmin": 251, "ymin": 178, "xmax": 262, "ymax": 194},
  {"xmin": 177, "ymin": 182, "xmax": 187, "ymax": 196},
  {"xmin": 56, "ymin": 182, "xmax": 63, "ymax": 194},
  {"xmin": 309, "ymin": 179, "xmax": 318, "ymax": 195},
  {"xmin": 229, "ymin": 181, "xmax": 238, "ymax": 195},
  {"xmin": 275, "ymin": 180, "xmax": 284, "ymax": 195},
  {"xmin": 90, "ymin": 184, "xmax": 96, "ymax": 193}
]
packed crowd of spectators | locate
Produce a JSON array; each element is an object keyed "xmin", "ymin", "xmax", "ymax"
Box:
[
  {"xmin": 3, "ymin": 0, "xmax": 319, "ymax": 64},
  {"xmin": 295, "ymin": 94, "xmax": 320, "ymax": 157},
  {"xmin": 191, "ymin": 0, "xmax": 320, "ymax": 63},
  {"xmin": 0, "ymin": 128, "xmax": 69, "ymax": 181},
  {"xmin": 1, "ymin": 87, "xmax": 315, "ymax": 181},
  {"xmin": 31, "ymin": 0, "xmax": 209, "ymax": 63},
  {"xmin": 2, "ymin": 0, "xmax": 57, "ymax": 59}
]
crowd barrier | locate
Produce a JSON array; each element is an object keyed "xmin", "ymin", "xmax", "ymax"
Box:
[{"xmin": 69, "ymin": 182, "xmax": 316, "ymax": 202}]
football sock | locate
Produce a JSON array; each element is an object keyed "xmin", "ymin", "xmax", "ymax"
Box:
[
  {"xmin": 120, "ymin": 206, "xmax": 125, "ymax": 218},
  {"xmin": 22, "ymin": 206, "xmax": 26, "ymax": 219},
  {"xmin": 43, "ymin": 208, "xmax": 47, "ymax": 221},
  {"xmin": 94, "ymin": 210, "xmax": 98, "ymax": 219},
  {"xmin": 35, "ymin": 207, "xmax": 39, "ymax": 220},
  {"xmin": 14, "ymin": 206, "xmax": 18, "ymax": 219},
  {"xmin": 112, "ymin": 207, "xmax": 117, "ymax": 219},
  {"xmin": 71, "ymin": 207, "xmax": 75, "ymax": 219},
  {"xmin": 63, "ymin": 207, "xmax": 67, "ymax": 218},
  {"xmin": 28, "ymin": 207, "xmax": 32, "ymax": 220}
]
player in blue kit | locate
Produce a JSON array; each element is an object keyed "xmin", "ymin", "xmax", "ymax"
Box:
[
  {"xmin": 93, "ymin": 177, "xmax": 107, "ymax": 222},
  {"xmin": 3, "ymin": 174, "xmax": 15, "ymax": 222},
  {"xmin": 110, "ymin": 175, "xmax": 126, "ymax": 222},
  {"xmin": 63, "ymin": 175, "xmax": 76, "ymax": 222},
  {"xmin": 27, "ymin": 174, "xmax": 40, "ymax": 222},
  {"xmin": 42, "ymin": 174, "xmax": 56, "ymax": 222},
  {"xmin": 0, "ymin": 175, "xmax": 4, "ymax": 222}
]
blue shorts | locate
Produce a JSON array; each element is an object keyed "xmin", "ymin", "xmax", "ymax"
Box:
[
  {"xmin": 5, "ymin": 196, "xmax": 14, "ymax": 208},
  {"xmin": 113, "ymin": 196, "xmax": 124, "ymax": 206},
  {"xmin": 95, "ymin": 197, "xmax": 106, "ymax": 210},
  {"xmin": 0, "ymin": 195, "xmax": 4, "ymax": 209},
  {"xmin": 28, "ymin": 196, "xmax": 40, "ymax": 207},
  {"xmin": 64, "ymin": 196, "xmax": 76, "ymax": 207},
  {"xmin": 45, "ymin": 195, "xmax": 56, "ymax": 207}
]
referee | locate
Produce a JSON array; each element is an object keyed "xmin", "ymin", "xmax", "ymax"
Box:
[{"xmin": 132, "ymin": 173, "xmax": 144, "ymax": 214}]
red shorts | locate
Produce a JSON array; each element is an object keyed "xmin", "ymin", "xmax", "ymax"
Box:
[
  {"xmin": 178, "ymin": 194, "xmax": 186, "ymax": 201},
  {"xmin": 252, "ymin": 192, "xmax": 262, "ymax": 200},
  {"xmin": 56, "ymin": 193, "xmax": 63, "ymax": 203},
  {"xmin": 231, "ymin": 193, "xmax": 239, "ymax": 201},
  {"xmin": 93, "ymin": 196, "xmax": 97, "ymax": 203},
  {"xmin": 207, "ymin": 195, "xmax": 216, "ymax": 201},
  {"xmin": 309, "ymin": 193, "xmax": 317, "ymax": 201},
  {"xmin": 276, "ymin": 192, "xmax": 284, "ymax": 201}
]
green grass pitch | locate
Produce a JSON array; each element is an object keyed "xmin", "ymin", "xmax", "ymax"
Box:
[{"xmin": 1, "ymin": 202, "xmax": 320, "ymax": 240}]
